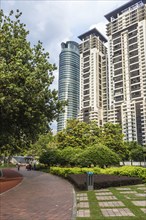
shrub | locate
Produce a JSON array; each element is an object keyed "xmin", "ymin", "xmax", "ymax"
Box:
[{"xmin": 50, "ymin": 167, "xmax": 101, "ymax": 177}]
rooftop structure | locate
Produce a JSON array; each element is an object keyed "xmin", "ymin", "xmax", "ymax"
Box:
[
  {"xmin": 105, "ymin": 0, "xmax": 146, "ymax": 21},
  {"xmin": 78, "ymin": 28, "xmax": 107, "ymax": 43}
]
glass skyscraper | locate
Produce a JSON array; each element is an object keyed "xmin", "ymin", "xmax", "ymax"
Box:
[{"xmin": 57, "ymin": 41, "xmax": 80, "ymax": 132}]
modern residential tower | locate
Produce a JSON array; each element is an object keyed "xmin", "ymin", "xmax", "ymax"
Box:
[
  {"xmin": 57, "ymin": 41, "xmax": 80, "ymax": 132},
  {"xmin": 105, "ymin": 0, "xmax": 146, "ymax": 144},
  {"xmin": 78, "ymin": 28, "xmax": 108, "ymax": 126}
]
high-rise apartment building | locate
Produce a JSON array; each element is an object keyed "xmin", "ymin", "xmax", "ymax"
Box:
[
  {"xmin": 57, "ymin": 41, "xmax": 80, "ymax": 132},
  {"xmin": 105, "ymin": 0, "xmax": 146, "ymax": 144},
  {"xmin": 78, "ymin": 28, "xmax": 108, "ymax": 126}
]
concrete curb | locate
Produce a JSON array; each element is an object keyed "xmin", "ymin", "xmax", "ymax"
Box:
[{"xmin": 71, "ymin": 187, "xmax": 77, "ymax": 220}]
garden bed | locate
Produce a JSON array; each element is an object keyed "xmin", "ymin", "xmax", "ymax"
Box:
[{"xmin": 67, "ymin": 173, "xmax": 143, "ymax": 190}]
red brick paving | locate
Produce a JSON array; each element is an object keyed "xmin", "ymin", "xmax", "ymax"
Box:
[
  {"xmin": 0, "ymin": 167, "xmax": 75, "ymax": 220},
  {"xmin": 0, "ymin": 169, "xmax": 23, "ymax": 194}
]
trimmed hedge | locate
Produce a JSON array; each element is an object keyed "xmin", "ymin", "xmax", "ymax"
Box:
[{"xmin": 68, "ymin": 173, "xmax": 142, "ymax": 190}]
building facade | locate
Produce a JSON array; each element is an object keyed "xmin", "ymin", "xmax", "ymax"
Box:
[
  {"xmin": 78, "ymin": 28, "xmax": 108, "ymax": 126},
  {"xmin": 57, "ymin": 41, "xmax": 80, "ymax": 132},
  {"xmin": 105, "ymin": 0, "xmax": 146, "ymax": 144}
]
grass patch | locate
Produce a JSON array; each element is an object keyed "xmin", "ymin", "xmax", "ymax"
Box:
[{"xmin": 0, "ymin": 163, "xmax": 16, "ymax": 168}]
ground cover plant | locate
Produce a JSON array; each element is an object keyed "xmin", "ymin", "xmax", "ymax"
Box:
[
  {"xmin": 50, "ymin": 166, "xmax": 146, "ymax": 181},
  {"xmin": 76, "ymin": 183, "xmax": 146, "ymax": 220}
]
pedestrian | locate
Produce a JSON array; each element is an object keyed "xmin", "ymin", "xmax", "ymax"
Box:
[
  {"xmin": 17, "ymin": 163, "xmax": 20, "ymax": 171},
  {"xmin": 29, "ymin": 163, "xmax": 32, "ymax": 170},
  {"xmin": 33, "ymin": 162, "xmax": 36, "ymax": 170}
]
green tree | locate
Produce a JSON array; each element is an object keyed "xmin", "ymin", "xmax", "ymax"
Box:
[
  {"xmin": 0, "ymin": 10, "xmax": 65, "ymax": 154},
  {"xmin": 77, "ymin": 144, "xmax": 120, "ymax": 168},
  {"xmin": 56, "ymin": 119, "xmax": 101, "ymax": 149},
  {"xmin": 24, "ymin": 132, "xmax": 54, "ymax": 157},
  {"xmin": 126, "ymin": 141, "xmax": 144, "ymax": 165},
  {"xmin": 39, "ymin": 148, "xmax": 59, "ymax": 167},
  {"xmin": 58, "ymin": 147, "xmax": 82, "ymax": 166},
  {"xmin": 101, "ymin": 123, "xmax": 126, "ymax": 160}
]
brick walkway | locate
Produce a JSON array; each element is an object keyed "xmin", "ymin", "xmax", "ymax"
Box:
[{"xmin": 0, "ymin": 167, "xmax": 75, "ymax": 220}]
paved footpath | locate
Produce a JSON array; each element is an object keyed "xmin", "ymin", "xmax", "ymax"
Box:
[{"xmin": 0, "ymin": 167, "xmax": 75, "ymax": 220}]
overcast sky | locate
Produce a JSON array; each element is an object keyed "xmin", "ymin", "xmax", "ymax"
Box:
[{"xmin": 1, "ymin": 0, "xmax": 129, "ymax": 132}]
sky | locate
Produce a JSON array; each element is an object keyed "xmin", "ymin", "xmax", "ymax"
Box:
[{"xmin": 1, "ymin": 0, "xmax": 129, "ymax": 133}]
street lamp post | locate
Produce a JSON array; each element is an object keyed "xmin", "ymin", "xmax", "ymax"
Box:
[{"xmin": 143, "ymin": 147, "xmax": 146, "ymax": 167}]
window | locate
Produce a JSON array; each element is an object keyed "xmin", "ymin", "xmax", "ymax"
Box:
[
  {"xmin": 83, "ymin": 73, "xmax": 90, "ymax": 78},
  {"xmin": 114, "ymin": 50, "xmax": 121, "ymax": 56},
  {"xmin": 129, "ymin": 50, "xmax": 138, "ymax": 57},
  {"xmin": 129, "ymin": 56, "xmax": 138, "ymax": 64},
  {"xmin": 84, "ymin": 84, "xmax": 89, "ymax": 89},
  {"xmin": 84, "ymin": 101, "xmax": 89, "ymax": 107},
  {"xmin": 113, "ymin": 56, "xmax": 122, "ymax": 63},
  {"xmin": 131, "ymin": 77, "xmax": 140, "ymax": 84},
  {"xmin": 83, "ymin": 51, "xmax": 90, "ymax": 57},
  {"xmin": 130, "ymin": 70, "xmax": 139, "ymax": 77},
  {"xmin": 130, "ymin": 63, "xmax": 139, "ymax": 71},
  {"xmin": 114, "ymin": 62, "xmax": 122, "ymax": 69},
  {"xmin": 115, "ymin": 82, "xmax": 123, "ymax": 88},
  {"xmin": 84, "ymin": 79, "xmax": 89, "ymax": 84},
  {"xmin": 129, "ymin": 43, "xmax": 138, "ymax": 51},
  {"xmin": 84, "ymin": 62, "xmax": 90, "ymax": 68},
  {"xmin": 114, "ymin": 95, "xmax": 123, "ymax": 102},
  {"xmin": 114, "ymin": 44, "xmax": 121, "ymax": 50},
  {"xmin": 114, "ymin": 69, "xmax": 122, "ymax": 75},
  {"xmin": 83, "ymin": 67, "xmax": 90, "ymax": 73},
  {"xmin": 114, "ymin": 75, "xmax": 123, "ymax": 82},
  {"xmin": 84, "ymin": 90, "xmax": 89, "ymax": 95},
  {"xmin": 131, "ymin": 91, "xmax": 141, "ymax": 98},
  {"xmin": 113, "ymin": 38, "xmax": 121, "ymax": 45},
  {"xmin": 129, "ymin": 37, "xmax": 137, "ymax": 45},
  {"xmin": 131, "ymin": 84, "xmax": 140, "ymax": 91},
  {"xmin": 84, "ymin": 57, "xmax": 89, "ymax": 62}
]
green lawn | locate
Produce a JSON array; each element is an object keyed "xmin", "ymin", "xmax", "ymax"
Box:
[
  {"xmin": 76, "ymin": 184, "xmax": 146, "ymax": 220},
  {"xmin": 0, "ymin": 163, "xmax": 16, "ymax": 168}
]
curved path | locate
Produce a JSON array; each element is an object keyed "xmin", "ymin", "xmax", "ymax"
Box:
[{"xmin": 0, "ymin": 167, "xmax": 75, "ymax": 220}]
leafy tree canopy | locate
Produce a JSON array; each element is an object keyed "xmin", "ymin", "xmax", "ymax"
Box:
[
  {"xmin": 126, "ymin": 141, "xmax": 144, "ymax": 162},
  {"xmin": 56, "ymin": 119, "xmax": 101, "ymax": 149},
  {"xmin": 23, "ymin": 132, "xmax": 54, "ymax": 157},
  {"xmin": 76, "ymin": 143, "xmax": 120, "ymax": 168},
  {"xmin": 0, "ymin": 10, "xmax": 65, "ymax": 154},
  {"xmin": 101, "ymin": 123, "xmax": 126, "ymax": 159}
]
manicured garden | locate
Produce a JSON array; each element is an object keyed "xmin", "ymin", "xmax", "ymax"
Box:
[{"xmin": 76, "ymin": 183, "xmax": 146, "ymax": 220}]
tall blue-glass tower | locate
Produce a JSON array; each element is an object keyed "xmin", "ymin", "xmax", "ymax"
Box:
[{"xmin": 57, "ymin": 41, "xmax": 80, "ymax": 132}]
